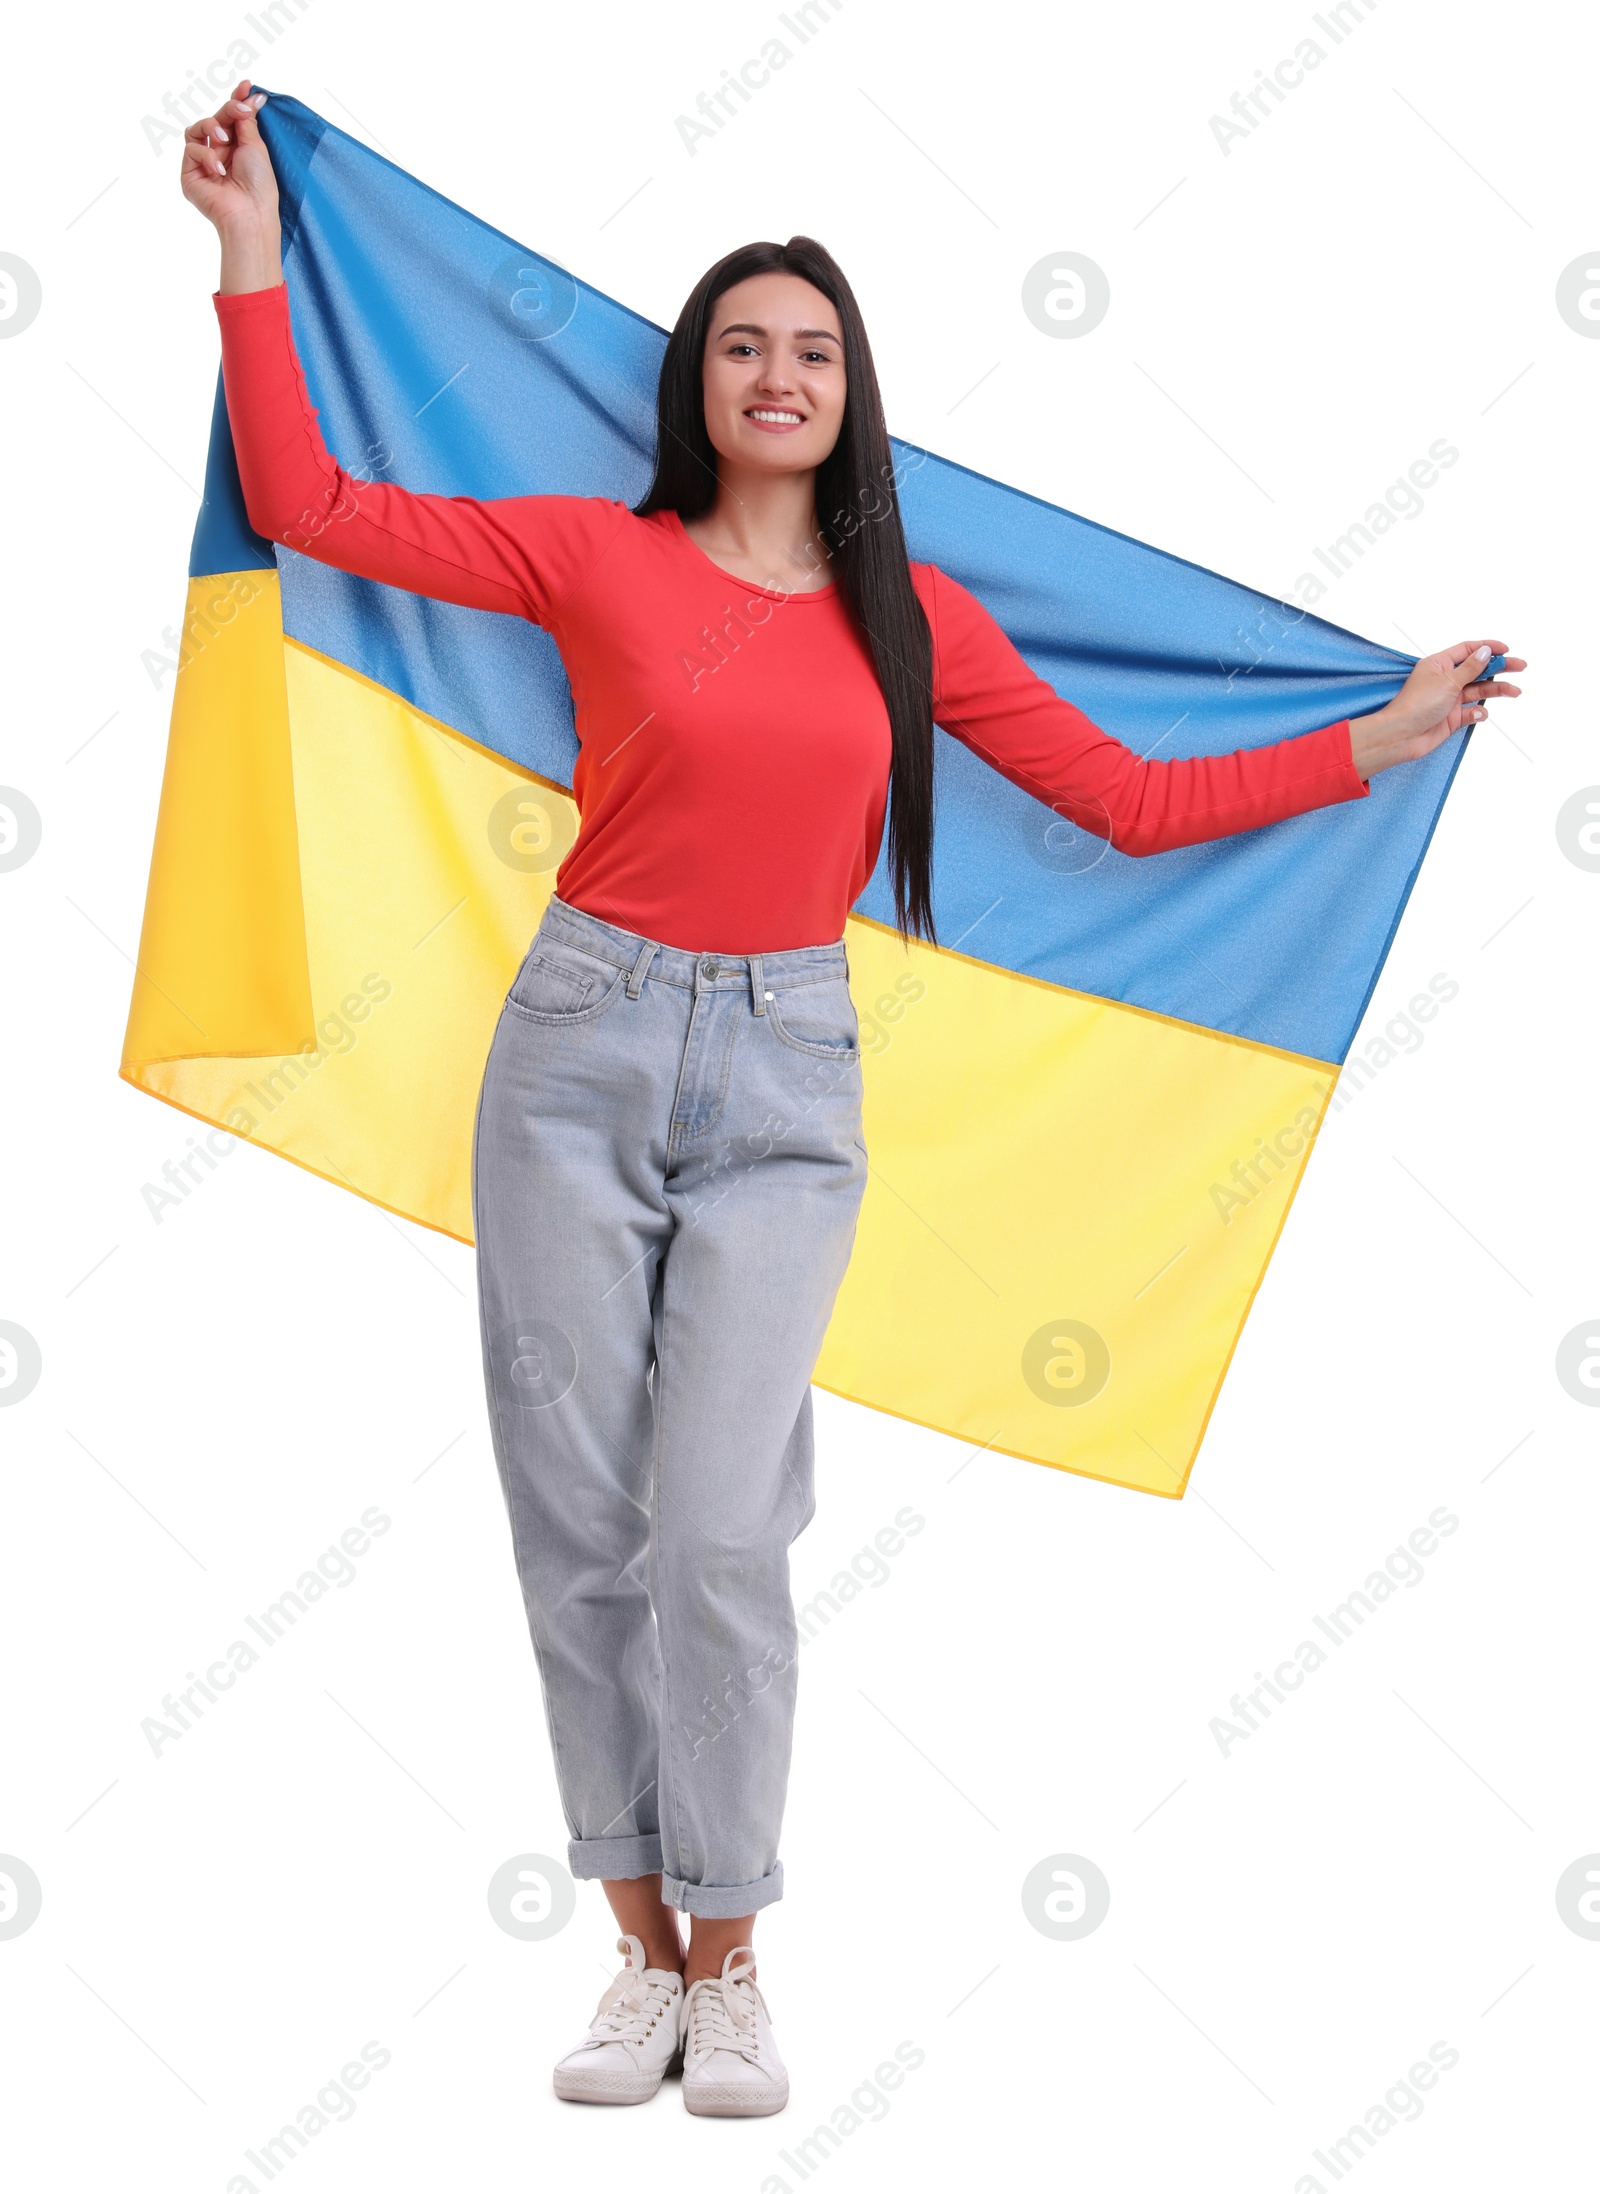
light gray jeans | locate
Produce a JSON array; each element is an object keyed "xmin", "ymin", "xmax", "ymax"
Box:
[{"xmin": 472, "ymin": 895, "xmax": 868, "ymax": 1917}]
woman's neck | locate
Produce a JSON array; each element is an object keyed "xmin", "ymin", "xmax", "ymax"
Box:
[{"xmin": 682, "ymin": 464, "xmax": 834, "ymax": 594}]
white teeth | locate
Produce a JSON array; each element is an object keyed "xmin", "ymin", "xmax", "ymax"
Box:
[{"xmin": 748, "ymin": 409, "xmax": 803, "ymax": 424}]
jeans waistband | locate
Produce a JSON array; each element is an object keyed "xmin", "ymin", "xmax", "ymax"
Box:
[{"xmin": 541, "ymin": 894, "xmax": 849, "ymax": 992}]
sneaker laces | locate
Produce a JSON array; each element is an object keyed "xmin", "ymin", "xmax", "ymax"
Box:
[
  {"xmin": 681, "ymin": 1948, "xmax": 766, "ymax": 2065},
  {"xmin": 583, "ymin": 1941, "xmax": 679, "ymax": 2050}
]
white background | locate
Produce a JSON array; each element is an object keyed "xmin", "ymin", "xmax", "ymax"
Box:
[{"xmin": 2, "ymin": 2, "xmax": 1594, "ymax": 2187}]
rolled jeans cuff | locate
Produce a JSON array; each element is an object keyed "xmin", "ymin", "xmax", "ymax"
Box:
[
  {"xmin": 660, "ymin": 1860, "xmax": 784, "ymax": 1918},
  {"xmin": 567, "ymin": 1831, "xmax": 664, "ymax": 1881}
]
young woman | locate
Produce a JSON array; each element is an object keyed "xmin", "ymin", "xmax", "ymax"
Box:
[{"xmin": 182, "ymin": 84, "xmax": 1523, "ymax": 2121}]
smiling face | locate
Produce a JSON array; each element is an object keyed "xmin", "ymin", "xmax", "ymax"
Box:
[{"xmin": 699, "ymin": 270, "xmax": 847, "ymax": 478}]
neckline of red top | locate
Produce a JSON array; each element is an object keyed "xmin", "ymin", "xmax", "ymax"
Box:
[{"xmin": 661, "ymin": 507, "xmax": 841, "ymax": 605}]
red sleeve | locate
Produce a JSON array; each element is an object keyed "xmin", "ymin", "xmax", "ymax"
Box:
[
  {"xmin": 919, "ymin": 563, "xmax": 1370, "ymax": 857},
  {"xmin": 213, "ymin": 282, "xmax": 628, "ymax": 627}
]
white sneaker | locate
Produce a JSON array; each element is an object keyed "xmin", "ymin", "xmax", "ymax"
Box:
[
  {"xmin": 552, "ymin": 1934, "xmax": 684, "ymax": 2105},
  {"xmin": 679, "ymin": 1945, "xmax": 789, "ymax": 2117}
]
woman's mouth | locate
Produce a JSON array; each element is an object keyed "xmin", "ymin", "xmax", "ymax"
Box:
[{"xmin": 744, "ymin": 407, "xmax": 806, "ymax": 433}]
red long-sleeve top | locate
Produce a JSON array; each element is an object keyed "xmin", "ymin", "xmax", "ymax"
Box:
[{"xmin": 214, "ymin": 283, "xmax": 1369, "ymax": 954}]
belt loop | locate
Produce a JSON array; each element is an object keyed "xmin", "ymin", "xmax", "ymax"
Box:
[
  {"xmin": 750, "ymin": 952, "xmax": 765, "ymax": 1016},
  {"xmin": 626, "ymin": 939, "xmax": 658, "ymax": 999}
]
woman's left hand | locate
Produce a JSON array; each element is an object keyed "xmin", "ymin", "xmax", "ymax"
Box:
[{"xmin": 1348, "ymin": 639, "xmax": 1526, "ymax": 778}]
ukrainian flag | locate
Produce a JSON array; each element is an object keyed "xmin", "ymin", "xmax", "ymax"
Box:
[{"xmin": 124, "ymin": 92, "xmax": 1479, "ymax": 1498}]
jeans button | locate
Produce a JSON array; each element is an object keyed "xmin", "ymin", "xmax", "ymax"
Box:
[{"xmin": 700, "ymin": 955, "xmax": 718, "ymax": 979}]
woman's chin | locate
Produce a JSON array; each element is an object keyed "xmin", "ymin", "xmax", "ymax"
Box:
[{"xmin": 721, "ymin": 433, "xmax": 830, "ymax": 475}]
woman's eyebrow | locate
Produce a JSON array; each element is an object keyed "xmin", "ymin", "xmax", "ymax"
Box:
[{"xmin": 714, "ymin": 321, "xmax": 842, "ymax": 342}]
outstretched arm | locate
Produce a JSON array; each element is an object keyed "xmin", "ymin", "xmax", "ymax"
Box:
[
  {"xmin": 181, "ymin": 83, "xmax": 620, "ymax": 624},
  {"xmin": 921, "ymin": 566, "xmax": 1524, "ymax": 857}
]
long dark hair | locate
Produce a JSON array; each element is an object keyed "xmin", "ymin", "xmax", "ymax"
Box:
[{"xmin": 634, "ymin": 237, "xmax": 937, "ymax": 944}]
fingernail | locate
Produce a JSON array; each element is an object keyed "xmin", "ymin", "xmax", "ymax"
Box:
[
  {"xmin": 1475, "ymin": 644, "xmax": 1492, "ymax": 659},
  {"xmin": 215, "ymin": 161, "xmax": 226, "ymax": 175}
]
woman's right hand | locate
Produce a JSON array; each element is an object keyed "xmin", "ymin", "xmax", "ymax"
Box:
[{"xmin": 182, "ymin": 80, "xmax": 283, "ymax": 292}]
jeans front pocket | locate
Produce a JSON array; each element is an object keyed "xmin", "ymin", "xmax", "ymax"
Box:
[
  {"xmin": 505, "ymin": 937, "xmax": 626, "ymax": 1025},
  {"xmin": 765, "ymin": 973, "xmax": 860, "ymax": 1062}
]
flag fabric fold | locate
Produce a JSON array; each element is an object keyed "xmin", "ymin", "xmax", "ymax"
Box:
[{"xmin": 124, "ymin": 90, "xmax": 1479, "ymax": 1496}]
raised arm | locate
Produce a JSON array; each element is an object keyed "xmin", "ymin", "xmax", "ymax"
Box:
[
  {"xmin": 919, "ymin": 564, "xmax": 1523, "ymax": 856},
  {"xmin": 182, "ymin": 82, "xmax": 622, "ymax": 624}
]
